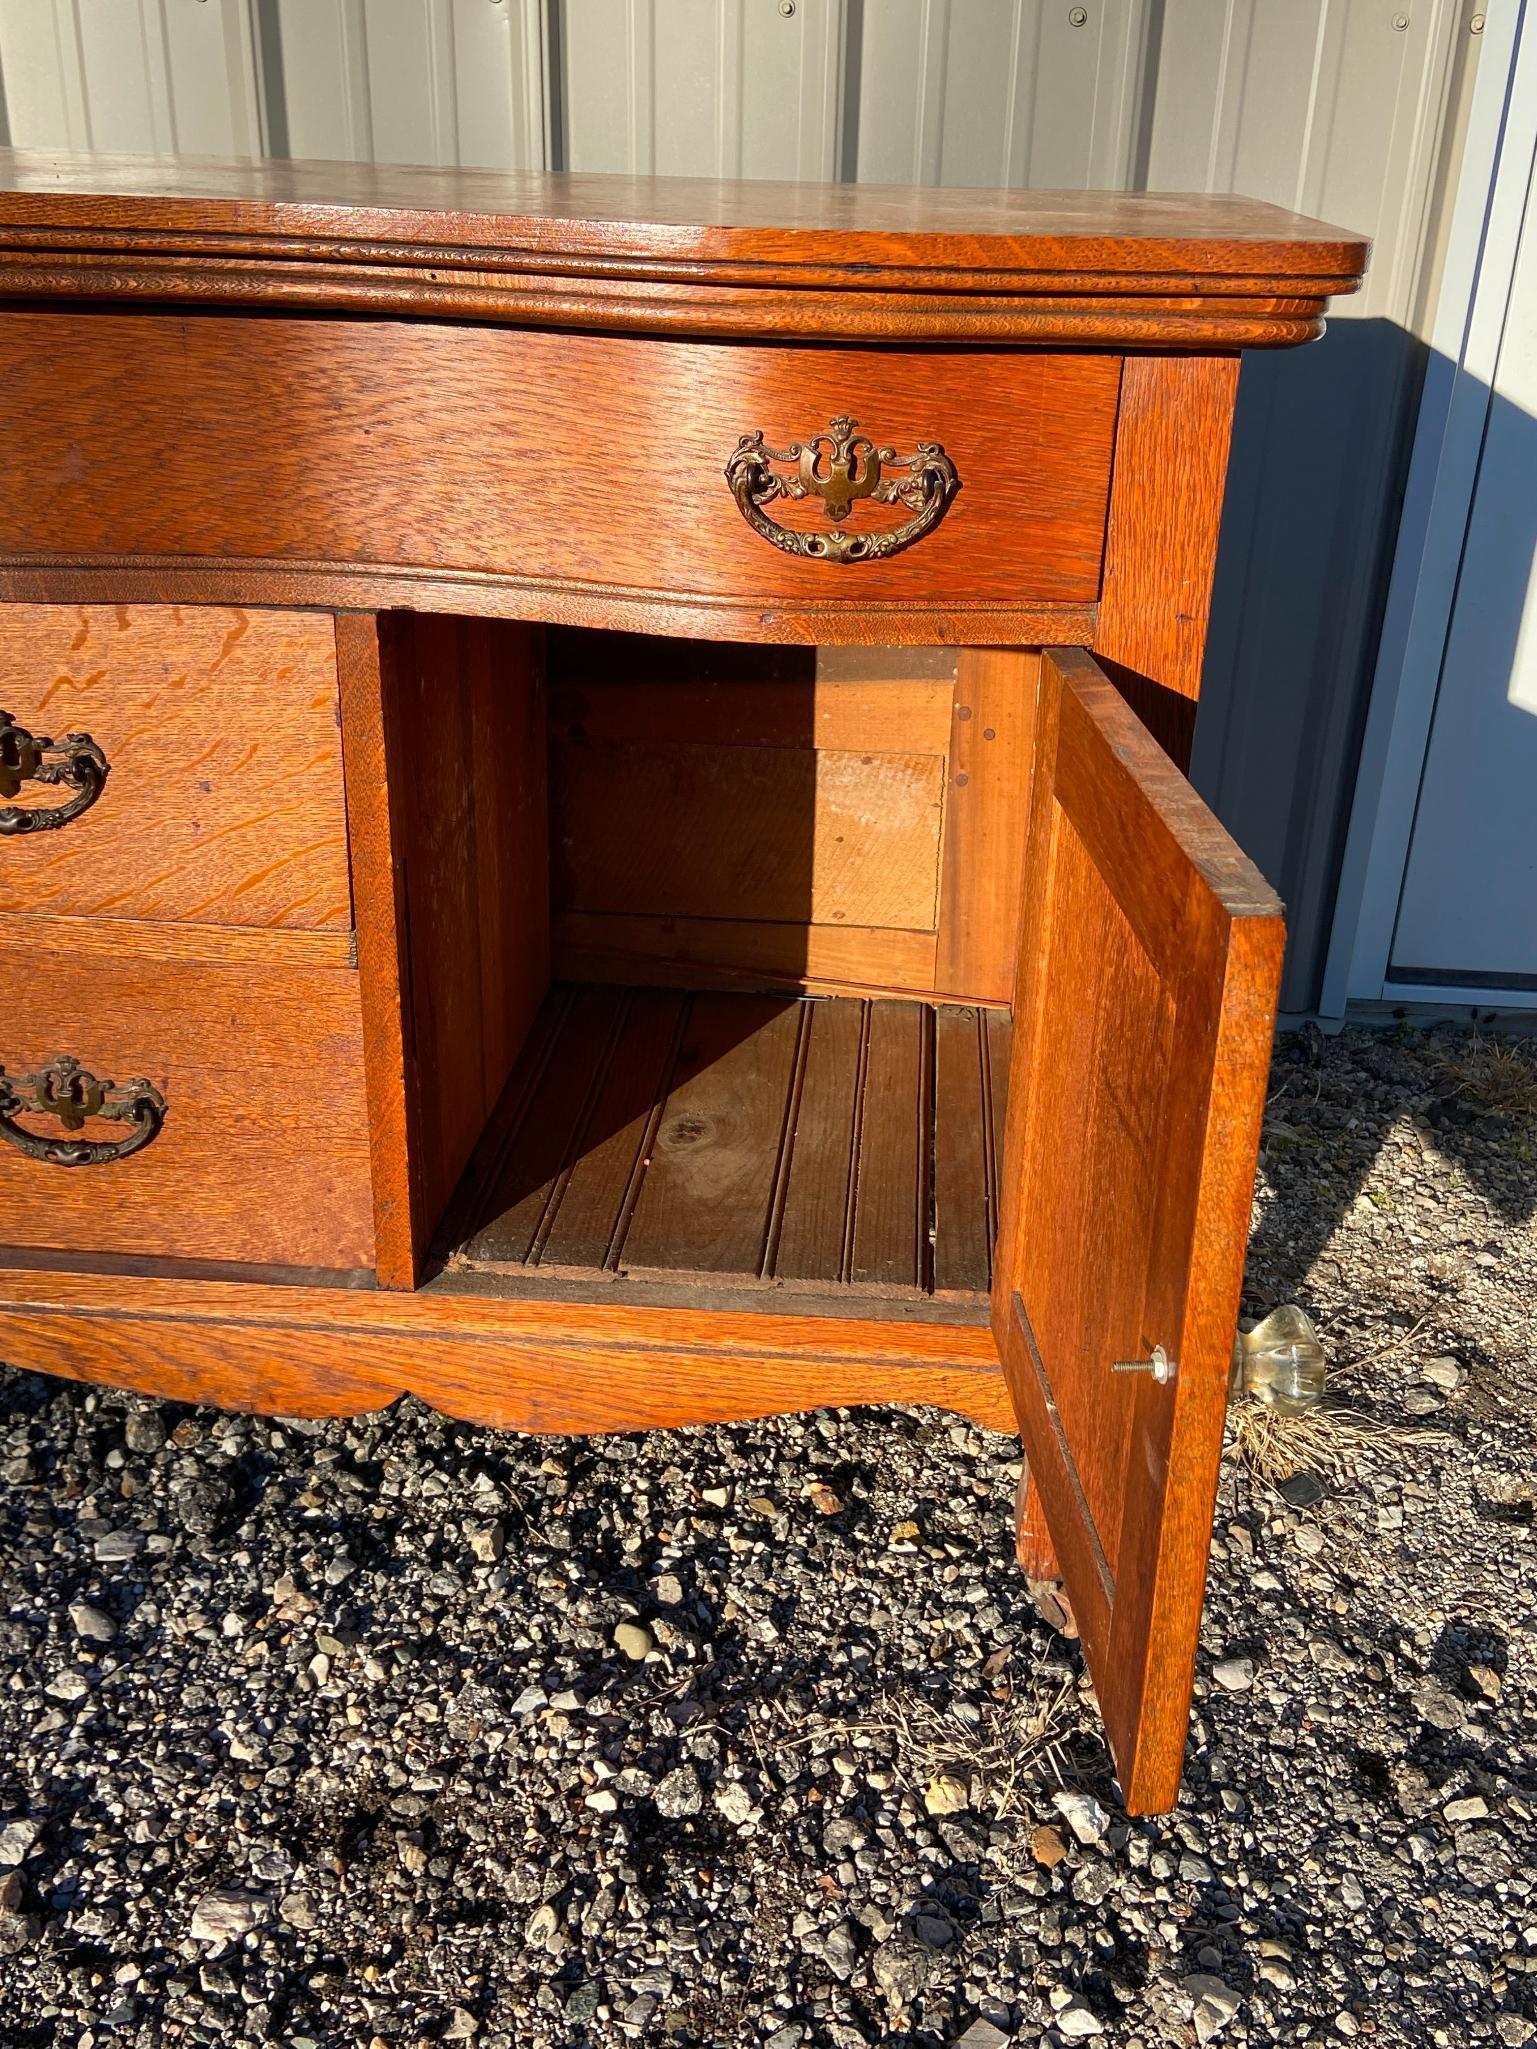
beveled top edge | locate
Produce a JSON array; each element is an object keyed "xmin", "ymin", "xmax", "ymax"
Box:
[{"xmin": 0, "ymin": 149, "xmax": 1370, "ymax": 290}]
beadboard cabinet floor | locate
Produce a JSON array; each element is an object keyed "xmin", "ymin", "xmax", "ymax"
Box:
[{"xmin": 0, "ymin": 153, "xmax": 1367, "ymax": 1814}]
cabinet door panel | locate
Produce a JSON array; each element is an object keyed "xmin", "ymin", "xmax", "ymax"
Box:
[{"xmin": 992, "ymin": 648, "xmax": 1283, "ymax": 1814}]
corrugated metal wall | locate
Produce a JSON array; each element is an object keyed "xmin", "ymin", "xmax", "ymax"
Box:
[{"xmin": 0, "ymin": 0, "xmax": 1480, "ymax": 1008}]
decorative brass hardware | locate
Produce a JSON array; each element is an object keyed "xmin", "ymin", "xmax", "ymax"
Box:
[
  {"xmin": 0, "ymin": 711, "xmax": 109, "ymax": 835},
  {"xmin": 0, "ymin": 1055, "xmax": 166, "ymax": 1167},
  {"xmin": 725, "ymin": 413, "xmax": 959, "ymax": 563}
]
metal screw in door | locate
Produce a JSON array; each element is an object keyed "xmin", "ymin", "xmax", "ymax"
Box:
[{"xmin": 1113, "ymin": 1344, "xmax": 1175, "ymax": 1385}]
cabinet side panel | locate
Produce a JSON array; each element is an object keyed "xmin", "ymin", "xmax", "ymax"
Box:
[
  {"xmin": 1094, "ymin": 356, "xmax": 1239, "ymax": 701},
  {"xmin": 388, "ymin": 613, "xmax": 550, "ymax": 1249}
]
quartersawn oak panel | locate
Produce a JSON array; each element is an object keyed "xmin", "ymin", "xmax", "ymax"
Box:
[
  {"xmin": 0, "ymin": 1264, "xmax": 1017, "ymax": 1436},
  {"xmin": 0, "ymin": 151, "xmax": 1371, "ymax": 347},
  {"xmin": 991, "ymin": 648, "xmax": 1284, "ymax": 1814},
  {"xmin": 554, "ymin": 739, "xmax": 945, "ymax": 931},
  {"xmin": 342, "ymin": 612, "xmax": 550, "ymax": 1283},
  {"xmin": 450, "ymin": 983, "xmax": 1008, "ymax": 1305},
  {"xmin": 0, "ymin": 314, "xmax": 1120, "ymax": 616},
  {"xmin": 0, "ymin": 605, "xmax": 350, "ymax": 930},
  {"xmin": 0, "ymin": 945, "xmax": 374, "ymax": 1268}
]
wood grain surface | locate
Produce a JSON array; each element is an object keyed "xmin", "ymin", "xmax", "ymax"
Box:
[
  {"xmin": 367, "ymin": 612, "xmax": 550, "ymax": 1263},
  {"xmin": 991, "ymin": 647, "xmax": 1283, "ymax": 1814},
  {"xmin": 1094, "ymin": 356, "xmax": 1241, "ymax": 699},
  {"xmin": 0, "ymin": 605, "xmax": 350, "ymax": 929},
  {"xmin": 934, "ymin": 648, "xmax": 1039, "ymax": 1002},
  {"xmin": 452, "ymin": 983, "xmax": 1007, "ymax": 1303},
  {"xmin": 0, "ymin": 1263, "xmax": 1017, "ymax": 1436},
  {"xmin": 0, "ymin": 941, "xmax": 374, "ymax": 1269},
  {"xmin": 0, "ymin": 150, "xmax": 1369, "ymax": 347},
  {"xmin": 335, "ymin": 613, "xmax": 421, "ymax": 1289},
  {"xmin": 0, "ymin": 315, "xmax": 1118, "ymax": 630},
  {"xmin": 549, "ymin": 633, "xmax": 1029, "ymax": 1002}
]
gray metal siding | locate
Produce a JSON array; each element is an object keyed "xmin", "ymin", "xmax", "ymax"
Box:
[{"xmin": 0, "ymin": 0, "xmax": 1482, "ymax": 1008}]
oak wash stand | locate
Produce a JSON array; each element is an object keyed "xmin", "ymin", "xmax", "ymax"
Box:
[{"xmin": 0, "ymin": 153, "xmax": 1367, "ymax": 1813}]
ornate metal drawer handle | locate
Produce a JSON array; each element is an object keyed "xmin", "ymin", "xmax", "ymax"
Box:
[
  {"xmin": 0, "ymin": 1055, "xmax": 166, "ymax": 1167},
  {"xmin": 0, "ymin": 711, "xmax": 110, "ymax": 835},
  {"xmin": 725, "ymin": 413, "xmax": 959, "ymax": 564}
]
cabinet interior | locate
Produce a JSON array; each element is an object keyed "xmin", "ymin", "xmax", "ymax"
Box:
[{"xmin": 385, "ymin": 617, "xmax": 1040, "ymax": 1321}]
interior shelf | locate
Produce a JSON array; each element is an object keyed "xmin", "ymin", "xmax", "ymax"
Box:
[{"xmin": 439, "ymin": 983, "xmax": 1011, "ymax": 1319}]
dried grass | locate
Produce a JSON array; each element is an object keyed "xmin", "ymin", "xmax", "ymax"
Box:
[
  {"xmin": 1226, "ymin": 1310, "xmax": 1458, "ymax": 1492},
  {"xmin": 768, "ymin": 1668, "xmax": 1074, "ymax": 1825},
  {"xmin": 1225, "ymin": 1395, "xmax": 1397, "ymax": 1491},
  {"xmin": 1440, "ymin": 1031, "xmax": 1537, "ymax": 1117}
]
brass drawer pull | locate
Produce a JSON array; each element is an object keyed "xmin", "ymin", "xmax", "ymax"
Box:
[
  {"xmin": 0, "ymin": 711, "xmax": 110, "ymax": 834},
  {"xmin": 725, "ymin": 413, "xmax": 959, "ymax": 563},
  {"xmin": 0, "ymin": 1055, "xmax": 165, "ymax": 1166}
]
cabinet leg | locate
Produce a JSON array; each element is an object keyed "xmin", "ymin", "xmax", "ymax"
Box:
[{"xmin": 1014, "ymin": 1459, "xmax": 1060, "ymax": 1579}]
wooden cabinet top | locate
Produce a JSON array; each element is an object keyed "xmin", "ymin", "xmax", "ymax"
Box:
[{"xmin": 0, "ymin": 148, "xmax": 1368, "ymax": 347}]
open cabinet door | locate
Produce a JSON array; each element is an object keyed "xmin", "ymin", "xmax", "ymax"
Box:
[{"xmin": 993, "ymin": 648, "xmax": 1284, "ymax": 1814}]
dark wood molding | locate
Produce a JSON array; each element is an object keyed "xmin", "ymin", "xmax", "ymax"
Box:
[{"xmin": 0, "ymin": 150, "xmax": 1368, "ymax": 348}]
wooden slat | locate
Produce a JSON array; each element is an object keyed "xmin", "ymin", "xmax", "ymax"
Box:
[
  {"xmin": 554, "ymin": 912, "xmax": 939, "ymax": 1000},
  {"xmin": 934, "ymin": 648, "xmax": 1040, "ymax": 1002},
  {"xmin": 450, "ymin": 984, "xmax": 1001, "ymax": 1305},
  {"xmin": 539, "ymin": 988, "xmax": 689, "ymax": 1271},
  {"xmin": 461, "ymin": 987, "xmax": 626, "ymax": 1266},
  {"xmin": 0, "ymin": 910, "xmax": 352, "ymax": 971},
  {"xmin": 933, "ymin": 1006, "xmax": 990, "ymax": 1296},
  {"xmin": 336, "ymin": 612, "xmax": 420, "ymax": 1288},
  {"xmin": 984, "ymin": 1006, "xmax": 1012, "ymax": 1246},
  {"xmin": 619, "ymin": 994, "xmax": 802, "ymax": 1281},
  {"xmin": 772, "ymin": 996, "xmax": 864, "ymax": 1285},
  {"xmin": 849, "ymin": 1000, "xmax": 929, "ymax": 1293}
]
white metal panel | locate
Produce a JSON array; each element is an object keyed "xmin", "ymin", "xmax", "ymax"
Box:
[
  {"xmin": 1325, "ymin": 0, "xmax": 1533, "ymax": 1013},
  {"xmin": 0, "ymin": 0, "xmax": 264, "ymax": 155},
  {"xmin": 558, "ymin": 0, "xmax": 840, "ymax": 178},
  {"xmin": 159, "ymin": 0, "xmax": 265, "ymax": 156},
  {"xmin": 0, "ymin": 0, "xmax": 91, "ymax": 148},
  {"xmin": 1171, "ymin": 0, "xmax": 1472, "ymax": 1009},
  {"xmin": 1388, "ymin": 118, "xmax": 1537, "ymax": 980},
  {"xmin": 268, "ymin": 0, "xmax": 544, "ymax": 167},
  {"xmin": 267, "ymin": 0, "xmax": 373, "ymax": 159},
  {"xmin": 848, "ymin": 0, "xmax": 1145, "ymax": 189}
]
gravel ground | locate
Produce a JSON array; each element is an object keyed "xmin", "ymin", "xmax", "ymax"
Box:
[{"xmin": 2, "ymin": 1019, "xmax": 1534, "ymax": 2049}]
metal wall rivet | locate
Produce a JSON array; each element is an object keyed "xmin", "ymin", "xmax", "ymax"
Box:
[
  {"xmin": 956, "ymin": 705, "xmax": 973, "ymax": 722},
  {"xmin": 779, "ymin": 0, "xmax": 796, "ymax": 15},
  {"xmin": 1069, "ymin": 6, "xmax": 1088, "ymax": 23},
  {"xmin": 1470, "ymin": 11, "xmax": 1485, "ymax": 28},
  {"xmin": 1392, "ymin": 11, "xmax": 1409, "ymax": 27}
]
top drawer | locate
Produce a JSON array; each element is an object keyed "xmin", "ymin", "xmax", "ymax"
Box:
[
  {"xmin": 0, "ymin": 314, "xmax": 1120, "ymax": 638},
  {"xmin": 0, "ymin": 606, "xmax": 352, "ymax": 931}
]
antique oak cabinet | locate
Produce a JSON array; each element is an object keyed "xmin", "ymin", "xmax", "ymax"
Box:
[{"xmin": 0, "ymin": 153, "xmax": 1367, "ymax": 1813}]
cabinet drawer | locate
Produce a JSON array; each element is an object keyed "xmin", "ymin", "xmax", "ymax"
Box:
[
  {"xmin": 0, "ymin": 944, "xmax": 374, "ymax": 1270},
  {"xmin": 0, "ymin": 605, "xmax": 352, "ymax": 930},
  {"xmin": 1, "ymin": 315, "xmax": 1120, "ymax": 630}
]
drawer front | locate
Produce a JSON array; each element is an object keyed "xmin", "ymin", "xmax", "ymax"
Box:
[
  {"xmin": 0, "ymin": 313, "xmax": 1120, "ymax": 618},
  {"xmin": 0, "ymin": 605, "xmax": 352, "ymax": 930},
  {"xmin": 0, "ymin": 945, "xmax": 374, "ymax": 1269}
]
